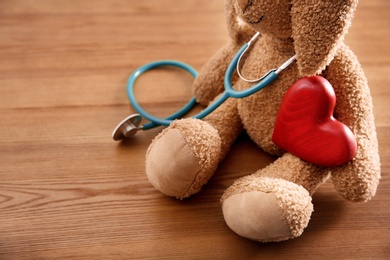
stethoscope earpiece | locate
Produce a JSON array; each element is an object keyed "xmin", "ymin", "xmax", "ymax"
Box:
[{"xmin": 112, "ymin": 114, "xmax": 143, "ymax": 141}]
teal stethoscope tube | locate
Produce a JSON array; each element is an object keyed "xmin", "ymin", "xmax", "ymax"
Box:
[
  {"xmin": 127, "ymin": 42, "xmax": 280, "ymax": 130},
  {"xmin": 127, "ymin": 60, "xmax": 198, "ymax": 130}
]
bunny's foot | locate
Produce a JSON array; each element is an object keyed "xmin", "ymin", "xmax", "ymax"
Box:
[
  {"xmin": 221, "ymin": 176, "xmax": 313, "ymax": 242},
  {"xmin": 146, "ymin": 118, "xmax": 221, "ymax": 199},
  {"xmin": 221, "ymin": 153, "xmax": 329, "ymax": 242}
]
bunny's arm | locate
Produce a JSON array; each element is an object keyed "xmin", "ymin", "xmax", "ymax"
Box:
[
  {"xmin": 193, "ymin": 0, "xmax": 255, "ymax": 105},
  {"xmin": 193, "ymin": 41, "xmax": 241, "ymax": 105},
  {"xmin": 325, "ymin": 44, "xmax": 381, "ymax": 202}
]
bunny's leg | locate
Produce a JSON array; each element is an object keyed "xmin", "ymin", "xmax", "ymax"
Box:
[
  {"xmin": 146, "ymin": 97, "xmax": 242, "ymax": 199},
  {"xmin": 221, "ymin": 153, "xmax": 329, "ymax": 242}
]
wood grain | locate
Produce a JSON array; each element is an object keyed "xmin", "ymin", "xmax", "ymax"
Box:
[{"xmin": 0, "ymin": 0, "xmax": 389, "ymax": 259}]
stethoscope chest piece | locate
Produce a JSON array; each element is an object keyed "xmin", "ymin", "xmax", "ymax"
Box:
[{"xmin": 112, "ymin": 114, "xmax": 143, "ymax": 141}]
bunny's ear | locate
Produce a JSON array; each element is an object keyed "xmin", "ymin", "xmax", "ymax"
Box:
[
  {"xmin": 291, "ymin": 0, "xmax": 358, "ymax": 76},
  {"xmin": 225, "ymin": 0, "xmax": 255, "ymax": 44}
]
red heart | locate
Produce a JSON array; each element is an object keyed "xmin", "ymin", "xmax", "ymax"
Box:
[{"xmin": 272, "ymin": 76, "xmax": 357, "ymax": 167}]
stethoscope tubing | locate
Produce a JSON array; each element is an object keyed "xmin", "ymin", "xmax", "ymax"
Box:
[
  {"xmin": 127, "ymin": 60, "xmax": 198, "ymax": 130},
  {"xmin": 127, "ymin": 44, "xmax": 279, "ymax": 130}
]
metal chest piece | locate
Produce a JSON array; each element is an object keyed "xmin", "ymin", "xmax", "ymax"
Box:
[{"xmin": 112, "ymin": 114, "xmax": 143, "ymax": 141}]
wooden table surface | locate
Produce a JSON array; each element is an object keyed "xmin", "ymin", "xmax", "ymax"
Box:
[{"xmin": 1, "ymin": 0, "xmax": 389, "ymax": 259}]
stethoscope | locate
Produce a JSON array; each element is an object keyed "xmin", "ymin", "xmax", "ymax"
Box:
[{"xmin": 113, "ymin": 32, "xmax": 296, "ymax": 141}]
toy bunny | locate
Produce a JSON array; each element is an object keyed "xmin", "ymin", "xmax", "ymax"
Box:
[{"xmin": 145, "ymin": 0, "xmax": 381, "ymax": 242}]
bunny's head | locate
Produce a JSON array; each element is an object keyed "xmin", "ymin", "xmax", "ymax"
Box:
[{"xmin": 232, "ymin": 0, "xmax": 358, "ymax": 75}]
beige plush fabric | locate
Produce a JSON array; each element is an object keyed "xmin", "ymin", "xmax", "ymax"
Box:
[
  {"xmin": 223, "ymin": 191, "xmax": 291, "ymax": 242},
  {"xmin": 146, "ymin": 119, "xmax": 221, "ymax": 199},
  {"xmin": 145, "ymin": 0, "xmax": 381, "ymax": 242},
  {"xmin": 222, "ymin": 176, "xmax": 314, "ymax": 241},
  {"xmin": 291, "ymin": 0, "xmax": 358, "ymax": 76},
  {"xmin": 146, "ymin": 129, "xmax": 201, "ymax": 198},
  {"xmin": 324, "ymin": 45, "xmax": 381, "ymax": 202}
]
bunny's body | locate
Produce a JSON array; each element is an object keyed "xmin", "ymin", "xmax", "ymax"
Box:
[{"xmin": 145, "ymin": 0, "xmax": 381, "ymax": 242}]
